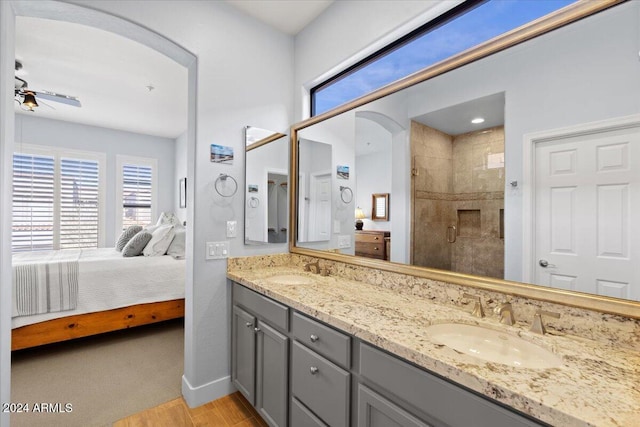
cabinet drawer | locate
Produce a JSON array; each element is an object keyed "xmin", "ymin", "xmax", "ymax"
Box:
[
  {"xmin": 356, "ymin": 233, "xmax": 385, "ymax": 244},
  {"xmin": 292, "ymin": 341, "xmax": 350, "ymax": 427},
  {"xmin": 355, "ymin": 242, "xmax": 385, "ymax": 259},
  {"xmin": 357, "ymin": 384, "xmax": 429, "ymax": 427},
  {"xmin": 291, "ymin": 397, "xmax": 328, "ymax": 427},
  {"xmin": 359, "ymin": 343, "xmax": 541, "ymax": 427},
  {"xmin": 233, "ymin": 282, "xmax": 288, "ymax": 331},
  {"xmin": 292, "ymin": 312, "xmax": 351, "ymax": 368}
]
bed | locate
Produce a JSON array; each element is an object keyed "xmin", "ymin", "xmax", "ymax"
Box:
[{"xmin": 11, "ymin": 247, "xmax": 185, "ymax": 351}]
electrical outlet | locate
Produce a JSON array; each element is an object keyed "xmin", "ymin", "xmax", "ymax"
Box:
[
  {"xmin": 206, "ymin": 241, "xmax": 230, "ymax": 259},
  {"xmin": 226, "ymin": 220, "xmax": 237, "ymax": 238},
  {"xmin": 338, "ymin": 235, "xmax": 351, "ymax": 249}
]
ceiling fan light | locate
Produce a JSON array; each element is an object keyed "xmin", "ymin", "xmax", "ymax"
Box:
[{"xmin": 22, "ymin": 92, "xmax": 38, "ymax": 111}]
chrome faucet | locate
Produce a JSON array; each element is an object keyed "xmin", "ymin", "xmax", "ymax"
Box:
[
  {"xmin": 494, "ymin": 302, "xmax": 515, "ymax": 326},
  {"xmin": 304, "ymin": 260, "xmax": 320, "ymax": 274},
  {"xmin": 462, "ymin": 293, "xmax": 484, "ymax": 318},
  {"xmin": 530, "ymin": 309, "xmax": 560, "ymax": 335}
]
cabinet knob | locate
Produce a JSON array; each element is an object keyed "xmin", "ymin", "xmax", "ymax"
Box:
[
  {"xmin": 374, "ymin": 236, "xmax": 379, "ymax": 240},
  {"xmin": 310, "ymin": 334, "xmax": 319, "ymax": 343},
  {"xmin": 245, "ymin": 322, "xmax": 252, "ymax": 328},
  {"xmin": 309, "ymin": 366, "xmax": 319, "ymax": 375},
  {"xmin": 254, "ymin": 327, "xmax": 261, "ymax": 333},
  {"xmin": 373, "ymin": 247, "xmax": 379, "ymax": 251}
]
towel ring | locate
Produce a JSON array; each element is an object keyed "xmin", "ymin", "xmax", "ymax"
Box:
[
  {"xmin": 249, "ymin": 197, "xmax": 259, "ymax": 208},
  {"xmin": 339, "ymin": 186, "xmax": 353, "ymax": 204},
  {"xmin": 215, "ymin": 173, "xmax": 238, "ymax": 197}
]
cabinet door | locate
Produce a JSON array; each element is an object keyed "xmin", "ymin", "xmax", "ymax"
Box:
[
  {"xmin": 256, "ymin": 320, "xmax": 288, "ymax": 427},
  {"xmin": 232, "ymin": 305, "xmax": 256, "ymax": 405},
  {"xmin": 358, "ymin": 384, "xmax": 431, "ymax": 427}
]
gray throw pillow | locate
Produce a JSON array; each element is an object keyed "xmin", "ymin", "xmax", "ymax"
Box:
[
  {"xmin": 122, "ymin": 231, "xmax": 153, "ymax": 257},
  {"xmin": 116, "ymin": 225, "xmax": 143, "ymax": 251}
]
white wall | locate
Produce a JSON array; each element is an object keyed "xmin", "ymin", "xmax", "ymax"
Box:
[
  {"xmin": 15, "ymin": 114, "xmax": 176, "ymax": 246},
  {"xmin": 1, "ymin": 0, "xmax": 295, "ymax": 414},
  {"xmin": 356, "ymin": 150, "xmax": 392, "ymax": 231}
]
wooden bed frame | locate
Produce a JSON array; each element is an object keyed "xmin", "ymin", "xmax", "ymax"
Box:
[{"xmin": 11, "ymin": 298, "xmax": 185, "ymax": 351}]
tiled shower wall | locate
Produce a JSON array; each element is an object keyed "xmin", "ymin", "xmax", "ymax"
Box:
[{"xmin": 411, "ymin": 121, "xmax": 504, "ymax": 278}]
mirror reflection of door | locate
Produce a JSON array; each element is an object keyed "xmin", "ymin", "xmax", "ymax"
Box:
[
  {"xmin": 534, "ymin": 126, "xmax": 640, "ymax": 300},
  {"xmin": 410, "ymin": 93, "xmax": 505, "ymax": 279},
  {"xmin": 298, "ymin": 138, "xmax": 332, "ymax": 243},
  {"xmin": 267, "ymin": 172, "xmax": 287, "ymax": 243}
]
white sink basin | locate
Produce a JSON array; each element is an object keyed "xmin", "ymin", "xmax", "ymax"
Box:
[
  {"xmin": 264, "ymin": 274, "xmax": 316, "ymax": 285},
  {"xmin": 426, "ymin": 323, "xmax": 562, "ymax": 369}
]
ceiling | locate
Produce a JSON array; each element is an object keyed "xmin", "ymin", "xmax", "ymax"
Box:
[
  {"xmin": 412, "ymin": 93, "xmax": 506, "ymax": 136},
  {"xmin": 14, "ymin": 1, "xmax": 333, "ymax": 139}
]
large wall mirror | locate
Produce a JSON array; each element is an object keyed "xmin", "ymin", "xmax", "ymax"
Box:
[
  {"xmin": 290, "ymin": 0, "xmax": 640, "ymax": 318},
  {"xmin": 245, "ymin": 126, "xmax": 288, "ymax": 244}
]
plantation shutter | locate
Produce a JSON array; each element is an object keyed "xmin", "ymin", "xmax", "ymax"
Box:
[
  {"xmin": 12, "ymin": 153, "xmax": 55, "ymax": 252},
  {"xmin": 122, "ymin": 164, "xmax": 153, "ymax": 230},
  {"xmin": 60, "ymin": 158, "xmax": 100, "ymax": 248}
]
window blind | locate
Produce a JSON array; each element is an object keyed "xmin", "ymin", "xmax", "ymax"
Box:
[
  {"xmin": 60, "ymin": 158, "xmax": 100, "ymax": 249},
  {"xmin": 12, "ymin": 154, "xmax": 55, "ymax": 252},
  {"xmin": 122, "ymin": 164, "xmax": 153, "ymax": 229}
]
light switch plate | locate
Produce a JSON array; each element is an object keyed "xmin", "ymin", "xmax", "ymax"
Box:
[
  {"xmin": 333, "ymin": 220, "xmax": 341, "ymax": 234},
  {"xmin": 226, "ymin": 220, "xmax": 237, "ymax": 238},
  {"xmin": 206, "ymin": 241, "xmax": 230, "ymax": 259}
]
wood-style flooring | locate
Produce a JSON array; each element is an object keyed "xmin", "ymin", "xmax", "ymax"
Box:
[{"xmin": 114, "ymin": 392, "xmax": 268, "ymax": 427}]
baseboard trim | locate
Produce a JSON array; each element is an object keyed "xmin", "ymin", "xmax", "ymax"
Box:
[{"xmin": 182, "ymin": 374, "xmax": 236, "ymax": 408}]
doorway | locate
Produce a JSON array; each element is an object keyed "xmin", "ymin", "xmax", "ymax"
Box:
[{"xmin": 0, "ymin": 2, "xmax": 196, "ymax": 425}]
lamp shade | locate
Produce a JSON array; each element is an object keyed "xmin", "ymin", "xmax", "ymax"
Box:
[{"xmin": 355, "ymin": 207, "xmax": 365, "ymax": 219}]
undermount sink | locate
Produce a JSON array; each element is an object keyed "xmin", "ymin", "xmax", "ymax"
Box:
[
  {"xmin": 264, "ymin": 274, "xmax": 316, "ymax": 285},
  {"xmin": 426, "ymin": 323, "xmax": 563, "ymax": 369}
]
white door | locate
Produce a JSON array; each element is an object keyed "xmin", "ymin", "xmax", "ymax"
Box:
[
  {"xmin": 309, "ymin": 172, "xmax": 331, "ymax": 241},
  {"xmin": 534, "ymin": 126, "xmax": 640, "ymax": 300}
]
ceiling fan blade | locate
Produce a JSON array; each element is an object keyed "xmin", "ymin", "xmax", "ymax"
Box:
[{"xmin": 32, "ymin": 89, "xmax": 81, "ymax": 107}]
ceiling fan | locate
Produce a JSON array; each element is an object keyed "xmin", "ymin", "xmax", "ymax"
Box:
[{"xmin": 14, "ymin": 60, "xmax": 81, "ymax": 111}]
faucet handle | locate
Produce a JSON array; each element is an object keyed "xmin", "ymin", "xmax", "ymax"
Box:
[
  {"xmin": 494, "ymin": 302, "xmax": 515, "ymax": 326},
  {"xmin": 462, "ymin": 293, "xmax": 484, "ymax": 318},
  {"xmin": 531, "ymin": 309, "xmax": 560, "ymax": 335}
]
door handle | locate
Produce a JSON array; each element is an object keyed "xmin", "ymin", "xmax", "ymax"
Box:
[
  {"xmin": 447, "ymin": 226, "xmax": 457, "ymax": 243},
  {"xmin": 539, "ymin": 259, "xmax": 557, "ymax": 268}
]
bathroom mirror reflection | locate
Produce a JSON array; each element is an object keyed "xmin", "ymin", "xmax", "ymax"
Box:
[
  {"xmin": 244, "ymin": 126, "xmax": 288, "ymax": 245},
  {"xmin": 292, "ymin": 1, "xmax": 640, "ymax": 304}
]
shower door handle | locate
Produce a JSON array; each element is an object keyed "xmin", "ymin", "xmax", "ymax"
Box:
[{"xmin": 447, "ymin": 226, "xmax": 457, "ymax": 243}]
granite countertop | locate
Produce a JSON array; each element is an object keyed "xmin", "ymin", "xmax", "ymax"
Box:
[{"xmin": 227, "ymin": 265, "xmax": 640, "ymax": 427}]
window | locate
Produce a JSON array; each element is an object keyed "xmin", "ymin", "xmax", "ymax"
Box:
[
  {"xmin": 311, "ymin": 0, "xmax": 576, "ymax": 115},
  {"xmin": 12, "ymin": 146, "xmax": 105, "ymax": 252},
  {"xmin": 116, "ymin": 155, "xmax": 157, "ymax": 233}
]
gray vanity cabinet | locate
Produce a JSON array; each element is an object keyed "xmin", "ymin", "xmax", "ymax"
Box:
[
  {"xmin": 357, "ymin": 384, "xmax": 430, "ymax": 427},
  {"xmin": 231, "ymin": 283, "xmax": 289, "ymax": 427}
]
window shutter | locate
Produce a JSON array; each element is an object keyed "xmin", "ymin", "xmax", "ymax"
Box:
[
  {"xmin": 122, "ymin": 164, "xmax": 153, "ymax": 229},
  {"xmin": 12, "ymin": 153, "xmax": 55, "ymax": 252},
  {"xmin": 60, "ymin": 157, "xmax": 100, "ymax": 249}
]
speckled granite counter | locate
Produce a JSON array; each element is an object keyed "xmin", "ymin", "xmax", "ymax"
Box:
[{"xmin": 228, "ymin": 255, "xmax": 640, "ymax": 426}]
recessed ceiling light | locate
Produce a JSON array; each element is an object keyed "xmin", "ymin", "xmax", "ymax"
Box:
[{"xmin": 471, "ymin": 117, "xmax": 485, "ymax": 124}]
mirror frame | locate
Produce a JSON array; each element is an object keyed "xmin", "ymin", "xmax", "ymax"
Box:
[{"xmin": 289, "ymin": 0, "xmax": 640, "ymax": 319}]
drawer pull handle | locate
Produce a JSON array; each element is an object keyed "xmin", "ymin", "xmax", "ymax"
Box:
[
  {"xmin": 254, "ymin": 327, "xmax": 261, "ymax": 333},
  {"xmin": 374, "ymin": 236, "xmax": 379, "ymax": 240},
  {"xmin": 309, "ymin": 366, "xmax": 319, "ymax": 375},
  {"xmin": 245, "ymin": 322, "xmax": 252, "ymax": 328},
  {"xmin": 310, "ymin": 334, "xmax": 319, "ymax": 343},
  {"xmin": 373, "ymin": 247, "xmax": 379, "ymax": 251}
]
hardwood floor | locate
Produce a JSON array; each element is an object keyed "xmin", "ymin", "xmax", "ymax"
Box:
[{"xmin": 114, "ymin": 392, "xmax": 268, "ymax": 427}]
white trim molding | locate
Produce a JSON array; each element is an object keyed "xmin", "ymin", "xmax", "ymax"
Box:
[
  {"xmin": 521, "ymin": 114, "xmax": 640, "ymax": 283},
  {"xmin": 182, "ymin": 374, "xmax": 235, "ymax": 408}
]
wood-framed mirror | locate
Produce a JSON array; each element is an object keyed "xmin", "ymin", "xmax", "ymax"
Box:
[
  {"xmin": 371, "ymin": 193, "xmax": 389, "ymax": 221},
  {"xmin": 289, "ymin": 0, "xmax": 640, "ymax": 319}
]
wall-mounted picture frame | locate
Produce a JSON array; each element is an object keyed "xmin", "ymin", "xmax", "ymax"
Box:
[
  {"xmin": 179, "ymin": 177, "xmax": 187, "ymax": 208},
  {"xmin": 372, "ymin": 193, "xmax": 389, "ymax": 221},
  {"xmin": 337, "ymin": 165, "xmax": 349, "ymax": 179},
  {"xmin": 211, "ymin": 144, "xmax": 234, "ymax": 164}
]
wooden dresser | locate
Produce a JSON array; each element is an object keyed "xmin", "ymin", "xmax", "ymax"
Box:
[{"xmin": 355, "ymin": 230, "xmax": 390, "ymax": 261}]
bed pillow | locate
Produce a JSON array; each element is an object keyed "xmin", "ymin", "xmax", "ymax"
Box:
[
  {"xmin": 155, "ymin": 212, "xmax": 181, "ymax": 227},
  {"xmin": 143, "ymin": 224, "xmax": 175, "ymax": 257},
  {"xmin": 115, "ymin": 225, "xmax": 143, "ymax": 252},
  {"xmin": 167, "ymin": 227, "xmax": 186, "ymax": 259},
  {"xmin": 122, "ymin": 231, "xmax": 153, "ymax": 257}
]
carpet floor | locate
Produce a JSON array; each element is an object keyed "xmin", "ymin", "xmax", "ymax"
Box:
[{"xmin": 10, "ymin": 319, "xmax": 184, "ymax": 427}]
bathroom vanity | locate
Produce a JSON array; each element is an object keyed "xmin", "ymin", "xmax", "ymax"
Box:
[{"xmin": 227, "ymin": 254, "xmax": 640, "ymax": 427}]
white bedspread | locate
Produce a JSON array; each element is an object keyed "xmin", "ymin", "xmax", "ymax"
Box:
[{"xmin": 12, "ymin": 248, "xmax": 185, "ymax": 329}]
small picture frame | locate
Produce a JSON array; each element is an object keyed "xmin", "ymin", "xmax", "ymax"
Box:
[
  {"xmin": 211, "ymin": 144, "xmax": 234, "ymax": 164},
  {"xmin": 248, "ymin": 184, "xmax": 258, "ymax": 193},
  {"xmin": 337, "ymin": 165, "xmax": 349, "ymax": 179},
  {"xmin": 179, "ymin": 177, "xmax": 187, "ymax": 208}
]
